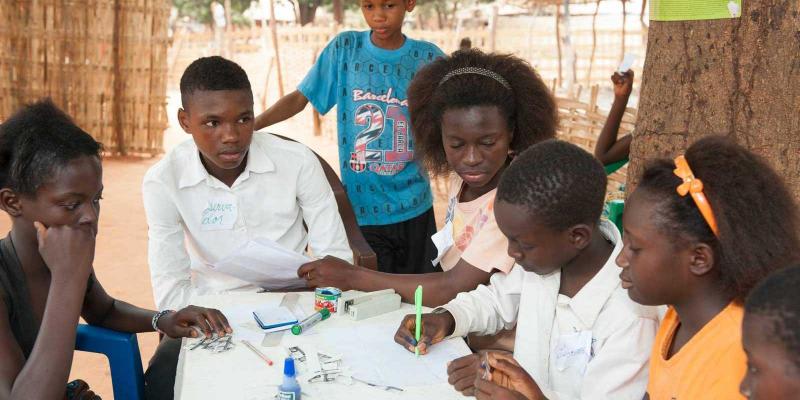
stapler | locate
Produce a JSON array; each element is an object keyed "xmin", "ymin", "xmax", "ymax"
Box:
[{"xmin": 339, "ymin": 289, "xmax": 401, "ymax": 320}]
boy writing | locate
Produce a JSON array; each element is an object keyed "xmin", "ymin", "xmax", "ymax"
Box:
[
  {"xmin": 394, "ymin": 140, "xmax": 660, "ymax": 399},
  {"xmin": 254, "ymin": 0, "xmax": 444, "ymax": 274}
]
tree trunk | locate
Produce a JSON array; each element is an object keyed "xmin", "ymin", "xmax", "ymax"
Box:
[
  {"xmin": 435, "ymin": 4, "xmax": 446, "ymax": 30},
  {"xmin": 332, "ymin": 0, "xmax": 343, "ymax": 25},
  {"xmin": 297, "ymin": 0, "xmax": 320, "ymax": 26},
  {"xmin": 629, "ymin": 0, "xmax": 800, "ymax": 202}
]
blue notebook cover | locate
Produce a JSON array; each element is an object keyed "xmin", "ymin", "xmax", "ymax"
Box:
[{"xmin": 252, "ymin": 306, "xmax": 298, "ymax": 330}]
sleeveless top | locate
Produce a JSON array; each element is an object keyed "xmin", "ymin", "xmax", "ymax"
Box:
[{"xmin": 0, "ymin": 234, "xmax": 93, "ymax": 358}]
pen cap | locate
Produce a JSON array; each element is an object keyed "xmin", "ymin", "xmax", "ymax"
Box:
[
  {"xmin": 283, "ymin": 357, "xmax": 296, "ymax": 377},
  {"xmin": 319, "ymin": 308, "xmax": 331, "ymax": 320}
]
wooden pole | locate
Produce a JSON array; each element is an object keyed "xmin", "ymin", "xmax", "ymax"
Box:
[
  {"xmin": 563, "ymin": 0, "xmax": 576, "ymax": 94},
  {"xmin": 311, "ymin": 48, "xmax": 321, "ymax": 136},
  {"xmin": 586, "ymin": 0, "xmax": 601, "ymax": 87},
  {"xmin": 621, "ymin": 0, "xmax": 627, "ymax": 63},
  {"xmin": 489, "ymin": 5, "xmax": 498, "ymax": 52},
  {"xmin": 555, "ymin": 5, "xmax": 562, "ymax": 88},
  {"xmin": 112, "ymin": 0, "xmax": 126, "ymax": 155},
  {"xmin": 640, "ymin": 0, "xmax": 648, "ymax": 44},
  {"xmin": 269, "ymin": 0, "xmax": 285, "ymax": 97},
  {"xmin": 333, "ymin": 0, "xmax": 343, "ymax": 25},
  {"xmin": 261, "ymin": 56, "xmax": 274, "ymax": 110}
]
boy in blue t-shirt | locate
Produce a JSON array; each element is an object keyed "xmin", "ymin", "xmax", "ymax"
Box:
[{"xmin": 255, "ymin": 0, "xmax": 444, "ymax": 274}]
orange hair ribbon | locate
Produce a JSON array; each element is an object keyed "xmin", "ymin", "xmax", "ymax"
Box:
[{"xmin": 673, "ymin": 155, "xmax": 719, "ymax": 237}]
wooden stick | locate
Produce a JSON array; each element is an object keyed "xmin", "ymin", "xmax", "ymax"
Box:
[
  {"xmin": 269, "ymin": 0, "xmax": 285, "ymax": 97},
  {"xmin": 311, "ymin": 48, "xmax": 321, "ymax": 136},
  {"xmin": 555, "ymin": 4, "xmax": 562, "ymax": 88},
  {"xmin": 112, "ymin": 0, "xmax": 126, "ymax": 156},
  {"xmin": 586, "ymin": 0, "xmax": 601, "ymax": 87},
  {"xmin": 621, "ymin": 0, "xmax": 627, "ymax": 64}
]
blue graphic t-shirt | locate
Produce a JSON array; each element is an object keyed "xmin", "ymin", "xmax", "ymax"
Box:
[{"xmin": 298, "ymin": 30, "xmax": 444, "ymax": 226}]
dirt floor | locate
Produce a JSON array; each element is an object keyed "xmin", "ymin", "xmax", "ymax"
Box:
[{"xmin": 0, "ymin": 90, "xmax": 448, "ymax": 398}]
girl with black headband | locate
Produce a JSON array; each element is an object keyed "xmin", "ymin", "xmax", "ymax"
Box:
[{"xmin": 297, "ymin": 49, "xmax": 557, "ymax": 307}]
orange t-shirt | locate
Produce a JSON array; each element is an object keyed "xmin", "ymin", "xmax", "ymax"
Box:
[{"xmin": 647, "ymin": 302, "xmax": 746, "ymax": 400}]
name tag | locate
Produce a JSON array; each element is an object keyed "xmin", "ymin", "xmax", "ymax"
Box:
[
  {"xmin": 200, "ymin": 195, "xmax": 238, "ymax": 231},
  {"xmin": 554, "ymin": 330, "xmax": 593, "ymax": 375},
  {"xmin": 430, "ymin": 220, "xmax": 454, "ymax": 266}
]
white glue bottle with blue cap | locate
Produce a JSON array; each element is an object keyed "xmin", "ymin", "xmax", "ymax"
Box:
[{"xmin": 278, "ymin": 357, "xmax": 301, "ymax": 400}]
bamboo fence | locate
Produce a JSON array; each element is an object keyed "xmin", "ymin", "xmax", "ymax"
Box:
[
  {"xmin": 0, "ymin": 0, "xmax": 170, "ymax": 156},
  {"xmin": 553, "ymin": 83, "xmax": 636, "ymax": 194}
]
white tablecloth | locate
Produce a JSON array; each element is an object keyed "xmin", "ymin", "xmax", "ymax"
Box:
[{"xmin": 174, "ymin": 292, "xmax": 471, "ymax": 400}]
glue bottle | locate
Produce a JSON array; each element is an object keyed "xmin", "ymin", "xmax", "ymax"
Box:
[{"xmin": 277, "ymin": 357, "xmax": 301, "ymax": 400}]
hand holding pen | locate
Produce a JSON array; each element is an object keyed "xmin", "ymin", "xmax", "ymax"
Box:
[{"xmin": 393, "ymin": 310, "xmax": 454, "ymax": 355}]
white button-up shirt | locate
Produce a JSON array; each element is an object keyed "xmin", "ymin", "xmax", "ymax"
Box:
[
  {"xmin": 143, "ymin": 133, "xmax": 352, "ymax": 310},
  {"xmin": 443, "ymin": 220, "xmax": 661, "ymax": 400}
]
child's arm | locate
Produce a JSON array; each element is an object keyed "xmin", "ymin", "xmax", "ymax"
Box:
[
  {"xmin": 294, "ymin": 145, "xmax": 353, "ymax": 262},
  {"xmin": 254, "ymin": 90, "xmax": 309, "ymax": 131},
  {"xmin": 390, "ymin": 267, "xmax": 525, "ymax": 354},
  {"xmin": 594, "ymin": 70, "xmax": 634, "ymax": 165},
  {"xmin": 299, "ymin": 257, "xmax": 493, "ymax": 307},
  {"xmin": 80, "ymin": 278, "xmax": 231, "ymax": 338},
  {"xmin": 0, "ymin": 224, "xmax": 94, "ymax": 399}
]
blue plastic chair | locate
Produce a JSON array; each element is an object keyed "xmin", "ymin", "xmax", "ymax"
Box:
[{"xmin": 75, "ymin": 324, "xmax": 145, "ymax": 400}]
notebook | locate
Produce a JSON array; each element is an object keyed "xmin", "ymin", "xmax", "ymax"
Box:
[{"xmin": 252, "ymin": 306, "xmax": 298, "ymax": 330}]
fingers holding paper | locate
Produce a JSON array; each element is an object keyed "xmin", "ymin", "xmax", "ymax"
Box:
[
  {"xmin": 297, "ymin": 255, "xmax": 358, "ymax": 290},
  {"xmin": 393, "ymin": 312, "xmax": 454, "ymax": 354},
  {"xmin": 611, "ymin": 69, "xmax": 634, "ymax": 98}
]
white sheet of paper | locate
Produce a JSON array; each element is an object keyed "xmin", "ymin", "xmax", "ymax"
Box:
[
  {"xmin": 727, "ymin": 0, "xmax": 740, "ymax": 17},
  {"xmin": 617, "ymin": 53, "xmax": 637, "ymax": 73},
  {"xmin": 430, "ymin": 221, "xmax": 455, "ymax": 266},
  {"xmin": 316, "ymin": 323, "xmax": 471, "ymax": 388},
  {"xmin": 199, "ymin": 195, "xmax": 238, "ymax": 231},
  {"xmin": 554, "ymin": 330, "xmax": 593, "ymax": 375},
  {"xmin": 208, "ymin": 237, "xmax": 308, "ymax": 289}
]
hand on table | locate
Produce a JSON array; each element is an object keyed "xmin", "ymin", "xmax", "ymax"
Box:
[
  {"xmin": 297, "ymin": 255, "xmax": 360, "ymax": 290},
  {"xmin": 393, "ymin": 311, "xmax": 454, "ymax": 355},
  {"xmin": 157, "ymin": 305, "xmax": 232, "ymax": 338},
  {"xmin": 473, "ymin": 352, "xmax": 546, "ymax": 400}
]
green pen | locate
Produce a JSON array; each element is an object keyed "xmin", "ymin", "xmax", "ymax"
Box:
[{"xmin": 414, "ymin": 285, "xmax": 422, "ymax": 356}]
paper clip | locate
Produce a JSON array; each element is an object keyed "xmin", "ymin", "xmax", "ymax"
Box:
[
  {"xmin": 307, "ymin": 369, "xmax": 342, "ymax": 383},
  {"xmin": 288, "ymin": 346, "xmax": 306, "ymax": 362},
  {"xmin": 480, "ymin": 353, "xmax": 491, "ymax": 380},
  {"xmin": 351, "ymin": 376, "xmax": 404, "ymax": 392}
]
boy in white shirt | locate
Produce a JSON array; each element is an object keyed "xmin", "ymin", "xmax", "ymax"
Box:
[
  {"xmin": 394, "ymin": 140, "xmax": 660, "ymax": 400},
  {"xmin": 143, "ymin": 56, "xmax": 352, "ymax": 311},
  {"xmin": 142, "ymin": 56, "xmax": 352, "ymax": 399}
]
